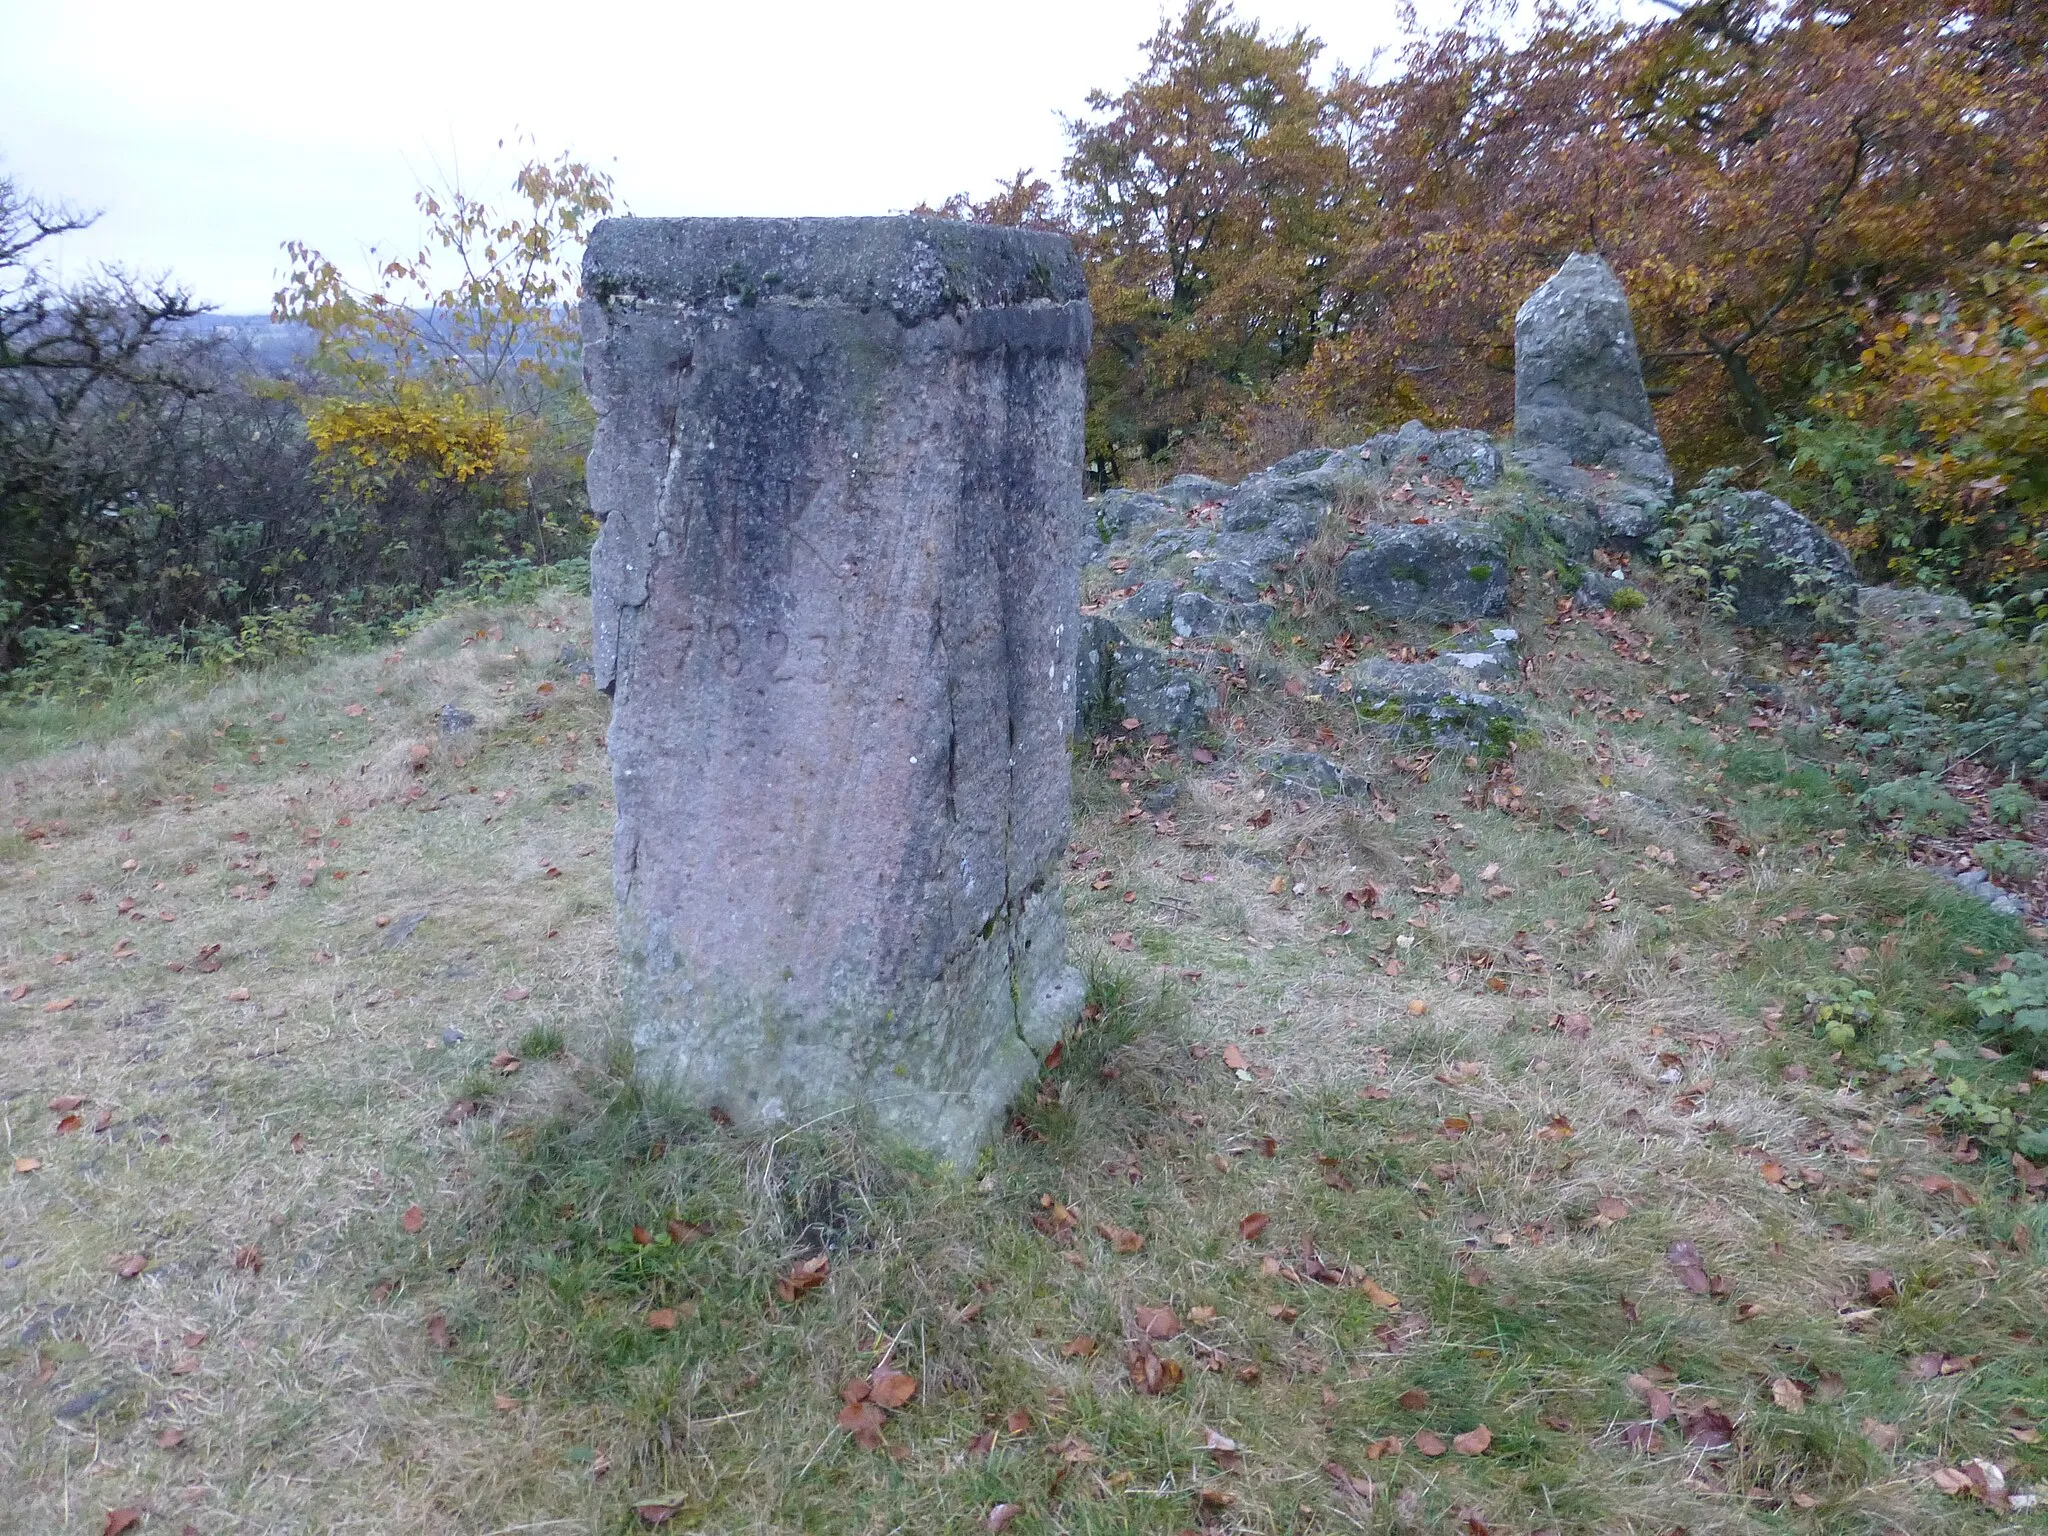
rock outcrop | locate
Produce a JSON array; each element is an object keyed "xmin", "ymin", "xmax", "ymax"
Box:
[
  {"xmin": 583, "ymin": 215, "xmax": 1089, "ymax": 1162},
  {"xmin": 1512, "ymin": 252, "xmax": 1673, "ymax": 542},
  {"xmin": 1336, "ymin": 523, "xmax": 1509, "ymax": 622},
  {"xmin": 1075, "ymin": 617, "xmax": 1218, "ymax": 741},
  {"xmin": 1683, "ymin": 488, "xmax": 1860, "ymax": 633}
]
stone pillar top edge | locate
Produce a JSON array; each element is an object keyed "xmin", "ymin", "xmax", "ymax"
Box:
[{"xmin": 584, "ymin": 215, "xmax": 1087, "ymax": 323}]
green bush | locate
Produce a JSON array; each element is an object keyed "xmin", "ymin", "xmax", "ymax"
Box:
[
  {"xmin": 1990, "ymin": 781, "xmax": 2035, "ymax": 828},
  {"xmin": 1974, "ymin": 840, "xmax": 2039, "ymax": 883},
  {"xmin": 1606, "ymin": 585, "xmax": 1647, "ymax": 613},
  {"xmin": 1821, "ymin": 623, "xmax": 2048, "ymax": 777},
  {"xmin": 1968, "ymin": 951, "xmax": 2048, "ymax": 1055},
  {"xmin": 1857, "ymin": 774, "xmax": 1971, "ymax": 833}
]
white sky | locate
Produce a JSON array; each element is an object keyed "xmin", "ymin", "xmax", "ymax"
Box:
[{"xmin": 1, "ymin": 0, "xmax": 1618, "ymax": 314}]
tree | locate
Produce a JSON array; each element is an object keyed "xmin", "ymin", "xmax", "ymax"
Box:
[
  {"xmin": 1295, "ymin": 0, "xmax": 2048, "ymax": 475},
  {"xmin": 274, "ymin": 147, "xmax": 616, "ymax": 575},
  {"xmin": 1061, "ymin": 1, "xmax": 1357, "ymax": 478},
  {"xmin": 0, "ymin": 172, "xmax": 207, "ymax": 667}
]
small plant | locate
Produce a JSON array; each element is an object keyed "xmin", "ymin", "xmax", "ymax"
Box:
[
  {"xmin": 1974, "ymin": 840, "xmax": 2039, "ymax": 883},
  {"xmin": 1821, "ymin": 624, "xmax": 2048, "ymax": 778},
  {"xmin": 516, "ymin": 1024, "xmax": 567, "ymax": 1060},
  {"xmin": 1857, "ymin": 774, "xmax": 1972, "ymax": 833},
  {"xmin": 1607, "ymin": 585, "xmax": 1647, "ymax": 613},
  {"xmin": 1989, "ymin": 781, "xmax": 2035, "ymax": 828},
  {"xmin": 1968, "ymin": 951, "xmax": 2048, "ymax": 1045},
  {"xmin": 1807, "ymin": 977, "xmax": 1880, "ymax": 1048}
]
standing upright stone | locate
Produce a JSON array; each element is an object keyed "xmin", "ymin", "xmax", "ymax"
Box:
[
  {"xmin": 582, "ymin": 217, "xmax": 1091, "ymax": 1163},
  {"xmin": 1512, "ymin": 252, "xmax": 1673, "ymax": 540}
]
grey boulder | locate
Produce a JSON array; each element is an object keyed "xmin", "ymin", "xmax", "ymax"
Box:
[
  {"xmin": 1258, "ymin": 751, "xmax": 1370, "ymax": 800},
  {"xmin": 1687, "ymin": 489, "xmax": 1860, "ymax": 633},
  {"xmin": 1336, "ymin": 521, "xmax": 1509, "ymax": 621},
  {"xmin": 1076, "ymin": 617, "xmax": 1217, "ymax": 741}
]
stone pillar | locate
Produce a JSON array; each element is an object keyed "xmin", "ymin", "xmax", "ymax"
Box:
[
  {"xmin": 1512, "ymin": 252, "xmax": 1673, "ymax": 541},
  {"xmin": 582, "ymin": 217, "xmax": 1091, "ymax": 1163}
]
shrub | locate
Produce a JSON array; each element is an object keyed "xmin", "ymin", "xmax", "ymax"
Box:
[
  {"xmin": 1857, "ymin": 774, "xmax": 1971, "ymax": 833},
  {"xmin": 1975, "ymin": 841, "xmax": 2039, "ymax": 883},
  {"xmin": 1969, "ymin": 951, "xmax": 2048, "ymax": 1055},
  {"xmin": 1821, "ymin": 624, "xmax": 2048, "ymax": 777},
  {"xmin": 1989, "ymin": 781, "xmax": 2035, "ymax": 828},
  {"xmin": 1606, "ymin": 586, "xmax": 1646, "ymax": 613}
]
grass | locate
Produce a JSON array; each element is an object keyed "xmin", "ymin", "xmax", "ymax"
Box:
[{"xmin": 2, "ymin": 548, "xmax": 2045, "ymax": 1532}]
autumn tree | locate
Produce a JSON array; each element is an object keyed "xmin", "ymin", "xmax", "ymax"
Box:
[
  {"xmin": 274, "ymin": 148, "xmax": 615, "ymax": 582},
  {"xmin": 1060, "ymin": 1, "xmax": 1357, "ymax": 478},
  {"xmin": 1296, "ymin": 0, "xmax": 2048, "ymax": 474}
]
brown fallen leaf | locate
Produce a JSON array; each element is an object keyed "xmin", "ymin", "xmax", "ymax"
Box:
[
  {"xmin": 1592, "ymin": 1196, "xmax": 1629, "ymax": 1228},
  {"xmin": 1239, "ymin": 1211, "xmax": 1270, "ymax": 1242},
  {"xmin": 986, "ymin": 1504, "xmax": 1021, "ymax": 1532},
  {"xmin": 156, "ymin": 1427, "xmax": 186, "ymax": 1447},
  {"xmin": 1060, "ymin": 1335, "xmax": 1097, "ymax": 1358},
  {"xmin": 1452, "ymin": 1424, "xmax": 1493, "ymax": 1455},
  {"xmin": 102, "ymin": 1512, "xmax": 142, "ymax": 1536},
  {"xmin": 1323, "ymin": 1461, "xmax": 1375, "ymax": 1501},
  {"xmin": 1866, "ymin": 1268, "xmax": 1896, "ymax": 1303},
  {"xmin": 837, "ymin": 1399, "xmax": 887, "ymax": 1449},
  {"xmin": 112, "ymin": 1254, "xmax": 148, "ymax": 1280},
  {"xmin": 1204, "ymin": 1426, "xmax": 1242, "ymax": 1471},
  {"xmin": 502, "ymin": 987, "xmax": 530, "ymax": 1002},
  {"xmin": 1126, "ymin": 1342, "xmax": 1183, "ymax": 1395},
  {"xmin": 227, "ymin": 987, "xmax": 252, "ymax": 1003},
  {"xmin": 634, "ymin": 1504, "xmax": 678, "ymax": 1526},
  {"xmin": 490, "ymin": 1051, "xmax": 522, "ymax": 1074},
  {"xmin": 48, "ymin": 1094, "xmax": 87, "ymax": 1112},
  {"xmin": 1134, "ymin": 1304, "xmax": 1181, "ymax": 1339},
  {"xmin": 1094, "ymin": 1222, "xmax": 1144, "ymax": 1254},
  {"xmin": 1358, "ymin": 1276, "xmax": 1400, "ymax": 1309},
  {"xmin": 13, "ymin": 1158, "xmax": 41, "ymax": 1174},
  {"xmin": 1414, "ymin": 1430, "xmax": 1448, "ymax": 1456},
  {"xmin": 646, "ymin": 1309, "xmax": 679, "ymax": 1331},
  {"xmin": 55, "ymin": 1114, "xmax": 82, "ymax": 1135},
  {"xmin": 1862, "ymin": 1418, "xmax": 1903, "ymax": 1452},
  {"xmin": 1222, "ymin": 1044, "xmax": 1250, "ymax": 1072},
  {"xmin": 426, "ymin": 1313, "xmax": 454, "ymax": 1352},
  {"xmin": 1770, "ymin": 1376, "xmax": 1808, "ymax": 1413},
  {"xmin": 400, "ymin": 1205, "xmax": 426, "ymax": 1234},
  {"xmin": 1398, "ymin": 1388, "xmax": 1430, "ymax": 1411},
  {"xmin": 233, "ymin": 1245, "xmax": 263, "ymax": 1274},
  {"xmin": 869, "ymin": 1369, "xmax": 918, "ymax": 1409},
  {"xmin": 776, "ymin": 1253, "xmax": 830, "ymax": 1303},
  {"xmin": 43, "ymin": 997, "xmax": 76, "ymax": 1013}
]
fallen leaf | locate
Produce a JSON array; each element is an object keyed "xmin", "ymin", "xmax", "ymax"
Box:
[
  {"xmin": 1407, "ymin": 998, "xmax": 1429, "ymax": 1016},
  {"xmin": 1003, "ymin": 1407, "xmax": 1031, "ymax": 1435},
  {"xmin": 1862, "ymin": 1418, "xmax": 1903, "ymax": 1452},
  {"xmin": 986, "ymin": 1504, "xmax": 1021, "ymax": 1532},
  {"xmin": 48, "ymin": 1095, "xmax": 87, "ymax": 1112},
  {"xmin": 838, "ymin": 1399, "xmax": 887, "ymax": 1449},
  {"xmin": 490, "ymin": 1051, "xmax": 522, "ymax": 1075},
  {"xmin": 1204, "ymin": 1426, "xmax": 1242, "ymax": 1471},
  {"xmin": 1666, "ymin": 1240, "xmax": 1711, "ymax": 1294},
  {"xmin": 1399, "ymin": 1388, "xmax": 1431, "ymax": 1411},
  {"xmin": 775, "ymin": 1253, "xmax": 830, "ymax": 1303},
  {"xmin": 43, "ymin": 996, "xmax": 77, "ymax": 1013},
  {"xmin": 1060, "ymin": 1335, "xmax": 1097, "ymax": 1358},
  {"xmin": 501, "ymin": 987, "xmax": 530, "ymax": 1002},
  {"xmin": 426, "ymin": 1313, "xmax": 453, "ymax": 1352},
  {"xmin": 233, "ymin": 1245, "xmax": 263, "ymax": 1274},
  {"xmin": 56, "ymin": 1114, "xmax": 82, "ymax": 1135},
  {"xmin": 1593, "ymin": 1196, "xmax": 1629, "ymax": 1227},
  {"xmin": 646, "ymin": 1308, "xmax": 678, "ymax": 1331},
  {"xmin": 1135, "ymin": 1304, "xmax": 1181, "ymax": 1339},
  {"xmin": 400, "ymin": 1205, "xmax": 426, "ymax": 1234},
  {"xmin": 1414, "ymin": 1430, "xmax": 1448, "ymax": 1456},
  {"xmin": 1094, "ymin": 1222, "xmax": 1144, "ymax": 1254},
  {"xmin": 869, "ymin": 1369, "xmax": 918, "ymax": 1409},
  {"xmin": 1680, "ymin": 1405, "xmax": 1735, "ymax": 1447},
  {"xmin": 1452, "ymin": 1424, "xmax": 1493, "ymax": 1455},
  {"xmin": 102, "ymin": 1511, "xmax": 142, "ymax": 1536},
  {"xmin": 112, "ymin": 1254, "xmax": 147, "ymax": 1280},
  {"xmin": 1222, "ymin": 1044, "xmax": 1250, "ymax": 1071},
  {"xmin": 1324, "ymin": 1461, "xmax": 1376, "ymax": 1500},
  {"xmin": 1866, "ymin": 1268, "xmax": 1896, "ymax": 1303},
  {"xmin": 1239, "ymin": 1212, "xmax": 1270, "ymax": 1242},
  {"xmin": 1771, "ymin": 1376, "xmax": 1808, "ymax": 1414},
  {"xmin": 1107, "ymin": 930, "xmax": 1134, "ymax": 951},
  {"xmin": 13, "ymin": 1158, "xmax": 41, "ymax": 1174},
  {"xmin": 1358, "ymin": 1276, "xmax": 1400, "ymax": 1309},
  {"xmin": 634, "ymin": 1504, "xmax": 678, "ymax": 1526},
  {"xmin": 156, "ymin": 1428, "xmax": 186, "ymax": 1448},
  {"xmin": 227, "ymin": 987, "xmax": 251, "ymax": 1003},
  {"xmin": 1125, "ymin": 1342, "xmax": 1183, "ymax": 1395}
]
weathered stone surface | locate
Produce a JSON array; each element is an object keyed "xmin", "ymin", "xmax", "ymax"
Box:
[
  {"xmin": 1343, "ymin": 657, "xmax": 1524, "ymax": 747},
  {"xmin": 1258, "ymin": 751, "xmax": 1370, "ymax": 800},
  {"xmin": 1358, "ymin": 420, "xmax": 1505, "ymax": 490},
  {"xmin": 1075, "ymin": 617, "xmax": 1216, "ymax": 741},
  {"xmin": 1513, "ymin": 253, "xmax": 1673, "ymax": 541},
  {"xmin": 583, "ymin": 215, "xmax": 1090, "ymax": 1162},
  {"xmin": 1690, "ymin": 489, "xmax": 1860, "ymax": 633},
  {"xmin": 1335, "ymin": 522, "xmax": 1509, "ymax": 621},
  {"xmin": 1857, "ymin": 585, "xmax": 1969, "ymax": 625}
]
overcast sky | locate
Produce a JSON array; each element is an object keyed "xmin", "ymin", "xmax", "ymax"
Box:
[{"xmin": 2, "ymin": 0, "xmax": 1614, "ymax": 314}]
